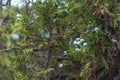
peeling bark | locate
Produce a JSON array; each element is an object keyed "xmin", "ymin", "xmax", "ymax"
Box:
[{"xmin": 103, "ymin": 15, "xmax": 120, "ymax": 80}]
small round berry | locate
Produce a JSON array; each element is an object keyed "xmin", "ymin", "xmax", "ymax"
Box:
[
  {"xmin": 73, "ymin": 40, "xmax": 77, "ymax": 45},
  {"xmin": 16, "ymin": 13, "xmax": 21, "ymax": 18},
  {"xmin": 76, "ymin": 38, "xmax": 80, "ymax": 41},
  {"xmin": 80, "ymin": 39, "xmax": 85, "ymax": 43},
  {"xmin": 76, "ymin": 41, "xmax": 81, "ymax": 45},
  {"xmin": 73, "ymin": 40, "xmax": 81, "ymax": 45},
  {"xmin": 61, "ymin": 1, "xmax": 66, "ymax": 4},
  {"xmin": 57, "ymin": 6, "xmax": 61, "ymax": 9},
  {"xmin": 94, "ymin": 27, "xmax": 99, "ymax": 32},
  {"xmin": 64, "ymin": 4, "xmax": 68, "ymax": 7},
  {"xmin": 11, "ymin": 34, "xmax": 19, "ymax": 40},
  {"xmin": 75, "ymin": 48, "xmax": 80, "ymax": 51},
  {"xmin": 83, "ymin": 42, "xmax": 88, "ymax": 47},
  {"xmin": 43, "ymin": 32, "xmax": 50, "ymax": 38},
  {"xmin": 54, "ymin": 3, "xmax": 59, "ymax": 8},
  {"xmin": 40, "ymin": 0, "xmax": 45, "ymax": 3},
  {"xmin": 59, "ymin": 63, "xmax": 63, "ymax": 68},
  {"xmin": 105, "ymin": 4, "xmax": 109, "ymax": 6},
  {"xmin": 91, "ymin": 29, "xmax": 96, "ymax": 33},
  {"xmin": 63, "ymin": 51, "xmax": 67, "ymax": 55}
]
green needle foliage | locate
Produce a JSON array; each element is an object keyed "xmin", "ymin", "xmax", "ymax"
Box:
[{"xmin": 0, "ymin": 0, "xmax": 120, "ymax": 80}]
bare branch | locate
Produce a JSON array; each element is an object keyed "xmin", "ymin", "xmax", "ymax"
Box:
[{"xmin": 0, "ymin": 44, "xmax": 20, "ymax": 52}]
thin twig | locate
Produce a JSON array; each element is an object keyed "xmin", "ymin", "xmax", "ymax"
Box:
[{"xmin": 0, "ymin": 44, "xmax": 20, "ymax": 52}]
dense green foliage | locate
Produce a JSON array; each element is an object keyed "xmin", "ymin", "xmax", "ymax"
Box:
[{"xmin": 0, "ymin": 0, "xmax": 120, "ymax": 80}]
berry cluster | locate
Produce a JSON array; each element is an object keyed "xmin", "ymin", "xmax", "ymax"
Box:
[
  {"xmin": 73, "ymin": 38, "xmax": 88, "ymax": 51},
  {"xmin": 53, "ymin": 0, "xmax": 69, "ymax": 17},
  {"xmin": 91, "ymin": 27, "xmax": 99, "ymax": 33},
  {"xmin": 53, "ymin": 1, "xmax": 69, "ymax": 9},
  {"xmin": 53, "ymin": 3, "xmax": 61, "ymax": 9}
]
